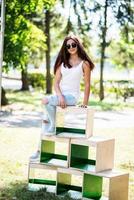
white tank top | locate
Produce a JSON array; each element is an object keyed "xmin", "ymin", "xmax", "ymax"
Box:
[{"xmin": 59, "ymin": 61, "xmax": 83, "ymax": 99}]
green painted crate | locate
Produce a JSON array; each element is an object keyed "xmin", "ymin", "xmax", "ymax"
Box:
[
  {"xmin": 28, "ymin": 162, "xmax": 57, "ymax": 192},
  {"xmin": 83, "ymin": 171, "xmax": 129, "ymax": 200},
  {"xmin": 70, "ymin": 137, "xmax": 115, "ymax": 172},
  {"xmin": 56, "ymin": 168, "xmax": 83, "ymax": 199},
  {"xmin": 40, "ymin": 136, "xmax": 70, "ymax": 168}
]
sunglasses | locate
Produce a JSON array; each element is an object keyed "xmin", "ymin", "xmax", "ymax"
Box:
[{"xmin": 66, "ymin": 43, "xmax": 77, "ymax": 50}]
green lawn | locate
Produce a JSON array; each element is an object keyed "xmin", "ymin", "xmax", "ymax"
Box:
[
  {"xmin": 0, "ymin": 90, "xmax": 134, "ymax": 199},
  {"xmin": 5, "ymin": 90, "xmax": 134, "ymax": 111}
]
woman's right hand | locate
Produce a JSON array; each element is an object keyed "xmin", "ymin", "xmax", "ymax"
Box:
[{"xmin": 58, "ymin": 95, "xmax": 67, "ymax": 108}]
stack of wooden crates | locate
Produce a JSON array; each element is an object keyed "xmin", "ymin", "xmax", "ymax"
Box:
[{"xmin": 28, "ymin": 106, "xmax": 129, "ymax": 200}]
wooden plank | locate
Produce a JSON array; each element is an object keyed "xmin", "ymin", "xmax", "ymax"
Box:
[
  {"xmin": 84, "ymin": 170, "xmax": 129, "ymax": 179},
  {"xmin": 58, "ymin": 168, "xmax": 83, "ymax": 176},
  {"xmin": 86, "ymin": 109, "xmax": 94, "ymax": 138},
  {"xmin": 29, "ymin": 162, "xmax": 58, "ymax": 170},
  {"xmin": 71, "ymin": 136, "xmax": 114, "ymax": 146},
  {"xmin": 109, "ymin": 173, "xmax": 129, "ymax": 200},
  {"xmin": 56, "ymin": 106, "xmax": 94, "ymax": 113},
  {"xmin": 41, "ymin": 135, "xmax": 70, "ymax": 142},
  {"xmin": 96, "ymin": 139, "xmax": 115, "ymax": 172}
]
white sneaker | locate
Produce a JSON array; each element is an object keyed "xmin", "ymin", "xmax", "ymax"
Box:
[{"xmin": 30, "ymin": 151, "xmax": 40, "ymax": 161}]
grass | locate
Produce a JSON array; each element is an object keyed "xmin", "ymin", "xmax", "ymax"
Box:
[
  {"xmin": 0, "ymin": 90, "xmax": 134, "ymax": 199},
  {"xmin": 4, "ymin": 89, "xmax": 134, "ymax": 112},
  {"xmin": 0, "ymin": 182, "xmax": 74, "ymax": 200},
  {"xmin": 5, "ymin": 90, "xmax": 44, "ymax": 112},
  {"xmin": 89, "ymin": 99, "xmax": 134, "ymax": 110}
]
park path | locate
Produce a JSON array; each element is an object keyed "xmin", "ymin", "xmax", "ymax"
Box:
[{"xmin": 0, "ymin": 108, "xmax": 134, "ymax": 129}]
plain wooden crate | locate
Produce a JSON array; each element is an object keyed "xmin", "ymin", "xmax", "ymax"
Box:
[
  {"xmin": 70, "ymin": 136, "xmax": 115, "ymax": 172},
  {"xmin": 40, "ymin": 135, "xmax": 70, "ymax": 168},
  {"xmin": 55, "ymin": 106, "xmax": 94, "ymax": 138},
  {"xmin": 28, "ymin": 161, "xmax": 57, "ymax": 192}
]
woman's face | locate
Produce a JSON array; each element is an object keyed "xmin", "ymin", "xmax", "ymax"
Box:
[{"xmin": 66, "ymin": 39, "xmax": 78, "ymax": 55}]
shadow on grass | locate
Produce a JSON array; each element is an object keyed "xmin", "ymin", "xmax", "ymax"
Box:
[
  {"xmin": 7, "ymin": 90, "xmax": 42, "ymax": 106},
  {"xmin": 0, "ymin": 182, "xmax": 78, "ymax": 200}
]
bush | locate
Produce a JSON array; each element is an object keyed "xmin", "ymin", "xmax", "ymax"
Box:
[
  {"xmin": 85, "ymin": 79, "xmax": 134, "ymax": 101},
  {"xmin": 28, "ymin": 73, "xmax": 45, "ymax": 90},
  {"xmin": 104, "ymin": 80, "xmax": 134, "ymax": 101}
]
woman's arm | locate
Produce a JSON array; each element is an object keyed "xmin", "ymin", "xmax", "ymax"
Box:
[
  {"xmin": 54, "ymin": 66, "xmax": 62, "ymax": 96},
  {"xmin": 82, "ymin": 61, "xmax": 91, "ymax": 106},
  {"xmin": 54, "ymin": 66, "xmax": 67, "ymax": 108}
]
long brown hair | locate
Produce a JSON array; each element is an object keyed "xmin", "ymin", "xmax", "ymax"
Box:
[{"xmin": 54, "ymin": 35, "xmax": 95, "ymax": 74}]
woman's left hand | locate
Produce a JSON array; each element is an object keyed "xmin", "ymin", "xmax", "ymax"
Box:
[{"xmin": 79, "ymin": 104, "xmax": 87, "ymax": 108}]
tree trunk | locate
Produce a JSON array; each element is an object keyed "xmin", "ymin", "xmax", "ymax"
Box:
[
  {"xmin": 21, "ymin": 67, "xmax": 29, "ymax": 91},
  {"xmin": 99, "ymin": 0, "xmax": 108, "ymax": 101},
  {"xmin": 1, "ymin": 87, "xmax": 8, "ymax": 105},
  {"xmin": 100, "ymin": 48, "xmax": 105, "ymax": 101},
  {"xmin": 45, "ymin": 9, "xmax": 52, "ymax": 94}
]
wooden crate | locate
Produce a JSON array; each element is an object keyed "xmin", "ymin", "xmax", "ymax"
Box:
[
  {"xmin": 56, "ymin": 168, "xmax": 83, "ymax": 199},
  {"xmin": 40, "ymin": 136, "xmax": 70, "ymax": 168},
  {"xmin": 70, "ymin": 136, "xmax": 115, "ymax": 172},
  {"xmin": 56, "ymin": 168, "xmax": 129, "ymax": 200},
  {"xmin": 55, "ymin": 106, "xmax": 94, "ymax": 138},
  {"xmin": 83, "ymin": 170, "xmax": 129, "ymax": 200},
  {"xmin": 28, "ymin": 161, "xmax": 57, "ymax": 192}
]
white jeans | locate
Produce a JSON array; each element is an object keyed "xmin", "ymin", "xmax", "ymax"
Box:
[{"xmin": 43, "ymin": 94, "xmax": 77, "ymax": 130}]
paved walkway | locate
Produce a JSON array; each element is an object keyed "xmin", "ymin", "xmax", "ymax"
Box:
[{"xmin": 0, "ymin": 109, "xmax": 134, "ymax": 129}]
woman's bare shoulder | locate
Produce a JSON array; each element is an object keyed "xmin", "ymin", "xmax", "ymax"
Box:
[{"xmin": 83, "ymin": 60, "xmax": 90, "ymax": 67}]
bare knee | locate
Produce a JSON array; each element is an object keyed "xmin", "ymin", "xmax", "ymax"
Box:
[{"xmin": 42, "ymin": 97, "xmax": 49, "ymax": 105}]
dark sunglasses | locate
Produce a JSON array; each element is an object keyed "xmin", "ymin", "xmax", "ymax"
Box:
[{"xmin": 66, "ymin": 43, "xmax": 77, "ymax": 50}]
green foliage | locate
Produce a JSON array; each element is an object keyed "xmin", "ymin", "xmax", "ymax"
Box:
[
  {"xmin": 3, "ymin": 0, "xmax": 56, "ymax": 73},
  {"xmin": 109, "ymin": 29, "xmax": 134, "ymax": 70},
  {"xmin": 4, "ymin": 5, "xmax": 46, "ymax": 72},
  {"xmin": 105, "ymin": 80, "xmax": 134, "ymax": 101},
  {"xmin": 28, "ymin": 73, "xmax": 45, "ymax": 89},
  {"xmin": 110, "ymin": 0, "xmax": 134, "ymax": 70},
  {"xmin": 43, "ymin": 0, "xmax": 57, "ymax": 10},
  {"xmin": 81, "ymin": 79, "xmax": 134, "ymax": 102},
  {"xmin": 90, "ymin": 80, "xmax": 100, "ymax": 97},
  {"xmin": 116, "ymin": 0, "xmax": 133, "ymax": 26}
]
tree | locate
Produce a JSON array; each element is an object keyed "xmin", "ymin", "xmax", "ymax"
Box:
[
  {"xmin": 44, "ymin": 9, "xmax": 52, "ymax": 93},
  {"xmin": 99, "ymin": 0, "xmax": 108, "ymax": 101},
  {"xmin": 90, "ymin": 0, "xmax": 118, "ymax": 101},
  {"xmin": 110, "ymin": 0, "xmax": 134, "ymax": 71},
  {"xmin": 31, "ymin": 1, "xmax": 56, "ymax": 94},
  {"xmin": 4, "ymin": 11, "xmax": 46, "ymax": 90},
  {"xmin": 110, "ymin": 28, "xmax": 134, "ymax": 71},
  {"xmin": 3, "ymin": 0, "xmax": 47, "ymax": 90},
  {"xmin": 61, "ymin": 0, "xmax": 93, "ymax": 53},
  {"xmin": 1, "ymin": 0, "xmax": 56, "ymax": 105}
]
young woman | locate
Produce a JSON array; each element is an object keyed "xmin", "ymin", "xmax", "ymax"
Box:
[{"xmin": 30, "ymin": 34, "xmax": 94, "ymax": 160}]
